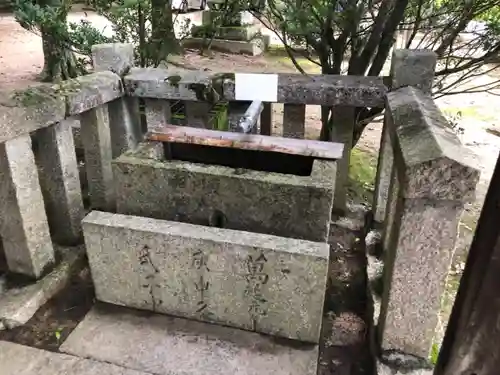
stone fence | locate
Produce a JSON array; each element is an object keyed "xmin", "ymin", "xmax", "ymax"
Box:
[
  {"xmin": 369, "ymin": 88, "xmax": 480, "ymax": 372},
  {"xmin": 0, "ymin": 43, "xmax": 480, "ymax": 372}
]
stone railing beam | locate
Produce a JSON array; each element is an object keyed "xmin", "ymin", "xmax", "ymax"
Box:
[
  {"xmin": 0, "ymin": 71, "xmax": 123, "ymax": 144},
  {"xmin": 124, "ymin": 68, "xmax": 388, "ymax": 107}
]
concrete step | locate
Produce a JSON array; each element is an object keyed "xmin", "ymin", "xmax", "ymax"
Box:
[
  {"xmin": 0, "ymin": 340, "xmax": 149, "ymax": 375},
  {"xmin": 60, "ymin": 304, "xmax": 319, "ymax": 375}
]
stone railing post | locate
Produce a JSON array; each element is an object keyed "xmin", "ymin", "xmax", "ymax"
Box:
[
  {"xmin": 282, "ymin": 103, "xmax": 306, "ymax": 139},
  {"xmin": 376, "ymin": 87, "xmax": 480, "ymax": 360},
  {"xmin": 372, "ymin": 49, "xmax": 437, "ymax": 224},
  {"xmin": 260, "ymin": 102, "xmax": 272, "ymax": 135},
  {"xmin": 329, "ymin": 106, "xmax": 355, "ymax": 212},
  {"xmin": 91, "ymin": 43, "xmax": 141, "ymax": 158},
  {"xmin": 67, "ymin": 71, "xmax": 124, "ymax": 212},
  {"xmin": 36, "ymin": 121, "xmax": 84, "ymax": 245},
  {"xmin": 0, "ymin": 135, "xmax": 55, "ymax": 278}
]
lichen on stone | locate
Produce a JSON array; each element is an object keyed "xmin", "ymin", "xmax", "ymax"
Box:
[
  {"xmin": 164, "ymin": 75, "xmax": 182, "ymax": 88},
  {"xmin": 187, "ymin": 72, "xmax": 235, "ymax": 104},
  {"xmin": 11, "ymin": 85, "xmax": 60, "ymax": 108}
]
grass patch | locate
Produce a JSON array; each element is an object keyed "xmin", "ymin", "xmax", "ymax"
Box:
[
  {"xmin": 442, "ymin": 106, "xmax": 497, "ymax": 123},
  {"xmin": 274, "ymin": 56, "xmax": 321, "ymax": 73},
  {"xmin": 430, "ymin": 342, "xmax": 440, "ymax": 365},
  {"xmin": 264, "ymin": 47, "xmax": 321, "ymax": 74},
  {"xmin": 347, "ymin": 147, "xmax": 377, "ymax": 206}
]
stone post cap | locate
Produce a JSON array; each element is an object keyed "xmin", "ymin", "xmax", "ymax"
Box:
[
  {"xmin": 92, "ymin": 43, "xmax": 135, "ymax": 76},
  {"xmin": 386, "ymin": 86, "xmax": 480, "ymax": 201},
  {"xmin": 391, "ymin": 49, "xmax": 437, "ymax": 94}
]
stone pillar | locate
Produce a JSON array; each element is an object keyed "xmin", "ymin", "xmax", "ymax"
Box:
[
  {"xmin": 372, "ymin": 49, "xmax": 437, "ymax": 224},
  {"xmin": 185, "ymin": 101, "xmax": 211, "ymax": 128},
  {"xmin": 377, "ymin": 87, "xmax": 480, "ymax": 359},
  {"xmin": 36, "ymin": 122, "xmax": 85, "ymax": 245},
  {"xmin": 80, "ymin": 105, "xmax": 115, "ymax": 211},
  {"xmin": 144, "ymin": 99, "xmax": 172, "ymax": 131},
  {"xmin": 0, "ymin": 136, "xmax": 55, "ymax": 278},
  {"xmin": 92, "ymin": 43, "xmax": 141, "ymax": 157},
  {"xmin": 260, "ymin": 102, "xmax": 272, "ymax": 135},
  {"xmin": 282, "ymin": 103, "xmax": 305, "ymax": 139},
  {"xmin": 329, "ymin": 106, "xmax": 355, "ymax": 213}
]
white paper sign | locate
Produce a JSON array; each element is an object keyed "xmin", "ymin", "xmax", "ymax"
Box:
[{"xmin": 235, "ymin": 73, "xmax": 278, "ymax": 102}]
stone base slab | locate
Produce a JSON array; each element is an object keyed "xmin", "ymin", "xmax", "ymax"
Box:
[
  {"xmin": 182, "ymin": 37, "xmax": 266, "ymax": 56},
  {"xmin": 60, "ymin": 304, "xmax": 319, "ymax": 375},
  {"xmin": 82, "ymin": 211, "xmax": 329, "ymax": 343},
  {"xmin": 0, "ymin": 245, "xmax": 85, "ymax": 330},
  {"xmin": 0, "ymin": 341, "xmax": 147, "ymax": 375}
]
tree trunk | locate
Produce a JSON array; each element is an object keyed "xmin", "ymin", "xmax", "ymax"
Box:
[
  {"xmin": 39, "ymin": 29, "xmax": 80, "ymax": 82},
  {"xmin": 38, "ymin": 0, "xmax": 81, "ymax": 82},
  {"xmin": 151, "ymin": 0, "xmax": 182, "ymax": 66}
]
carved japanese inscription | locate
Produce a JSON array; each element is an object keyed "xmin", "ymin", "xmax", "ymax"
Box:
[
  {"xmin": 244, "ymin": 252, "xmax": 269, "ymax": 330},
  {"xmin": 138, "ymin": 244, "xmax": 163, "ymax": 311},
  {"xmin": 191, "ymin": 249, "xmax": 213, "ymax": 318},
  {"xmin": 83, "ymin": 212, "xmax": 329, "ymax": 343}
]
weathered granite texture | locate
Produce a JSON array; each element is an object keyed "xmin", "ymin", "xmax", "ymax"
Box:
[
  {"xmin": 329, "ymin": 106, "xmax": 355, "ymax": 212},
  {"xmin": 0, "ymin": 86, "xmax": 66, "ymax": 144},
  {"xmin": 61, "ymin": 304, "xmax": 319, "ymax": 375},
  {"xmin": 91, "ymin": 43, "xmax": 135, "ymax": 76},
  {"xmin": 80, "ymin": 105, "xmax": 115, "ymax": 211},
  {"xmin": 0, "ymin": 135, "xmax": 54, "ymax": 278},
  {"xmin": 373, "ymin": 49, "xmax": 437, "ymax": 223},
  {"xmin": 0, "ymin": 341, "xmax": 148, "ymax": 375},
  {"xmin": 374, "ymin": 86, "xmax": 480, "ymax": 358},
  {"xmin": 379, "ymin": 199, "xmax": 464, "ymax": 357},
  {"xmin": 113, "ymin": 142, "xmax": 336, "ymax": 242},
  {"xmin": 66, "ymin": 71, "xmax": 123, "ymax": 116},
  {"xmin": 144, "ymin": 98, "xmax": 171, "ymax": 130},
  {"xmin": 0, "ymin": 246, "xmax": 85, "ymax": 330},
  {"xmin": 36, "ymin": 121, "xmax": 84, "ymax": 245},
  {"xmin": 82, "ymin": 211, "xmax": 329, "ymax": 343},
  {"xmin": 92, "ymin": 43, "xmax": 141, "ymax": 157},
  {"xmin": 124, "ymin": 67, "xmax": 214, "ymax": 101},
  {"xmin": 386, "ymin": 86, "xmax": 480, "ymax": 201},
  {"xmin": 124, "ymin": 68, "xmax": 388, "ymax": 107},
  {"xmin": 390, "ymin": 50, "xmax": 437, "ymax": 94},
  {"xmin": 0, "ymin": 71, "xmax": 123, "ymax": 144},
  {"xmin": 282, "ymin": 103, "xmax": 305, "ymax": 139}
]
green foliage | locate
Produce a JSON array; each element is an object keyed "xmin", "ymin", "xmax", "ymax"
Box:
[
  {"xmin": 347, "ymin": 148, "xmax": 376, "ymax": 205},
  {"xmin": 14, "ymin": 0, "xmax": 192, "ymax": 71},
  {"xmin": 253, "ymin": 0, "xmax": 500, "ymax": 144},
  {"xmin": 13, "ymin": 0, "xmax": 111, "ymax": 76},
  {"xmin": 430, "ymin": 342, "xmax": 440, "ymax": 365},
  {"xmin": 14, "ymin": 0, "xmax": 71, "ymax": 39},
  {"xmin": 209, "ymin": 102, "xmax": 229, "ymax": 131}
]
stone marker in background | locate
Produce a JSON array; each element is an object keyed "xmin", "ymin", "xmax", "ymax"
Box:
[{"xmin": 82, "ymin": 211, "xmax": 329, "ymax": 343}]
